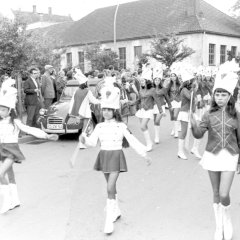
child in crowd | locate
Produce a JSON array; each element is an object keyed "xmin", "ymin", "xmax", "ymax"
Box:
[
  {"xmin": 79, "ymin": 84, "xmax": 151, "ymax": 234},
  {"xmin": 190, "ymin": 69, "xmax": 240, "ymax": 240},
  {"xmin": 0, "ymin": 87, "xmax": 58, "ymax": 214}
]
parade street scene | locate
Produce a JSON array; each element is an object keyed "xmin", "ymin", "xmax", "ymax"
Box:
[{"xmin": 0, "ymin": 0, "xmax": 240, "ymax": 240}]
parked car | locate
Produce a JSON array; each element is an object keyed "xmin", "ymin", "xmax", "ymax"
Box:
[{"xmin": 38, "ymin": 79, "xmax": 99, "ymax": 135}]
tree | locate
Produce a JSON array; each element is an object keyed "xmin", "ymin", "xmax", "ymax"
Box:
[
  {"xmin": 149, "ymin": 33, "xmax": 195, "ymax": 68},
  {"xmin": 84, "ymin": 43, "xmax": 119, "ymax": 71},
  {"xmin": 0, "ymin": 17, "xmax": 64, "ymax": 76}
]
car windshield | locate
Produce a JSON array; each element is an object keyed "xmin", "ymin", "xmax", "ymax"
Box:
[{"xmin": 60, "ymin": 86, "xmax": 79, "ymax": 100}]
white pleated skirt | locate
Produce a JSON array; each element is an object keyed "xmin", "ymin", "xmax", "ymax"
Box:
[
  {"xmin": 199, "ymin": 149, "xmax": 239, "ymax": 172},
  {"xmin": 153, "ymin": 104, "xmax": 166, "ymax": 114},
  {"xmin": 171, "ymin": 100, "xmax": 181, "ymax": 109},
  {"xmin": 135, "ymin": 108, "xmax": 154, "ymax": 119}
]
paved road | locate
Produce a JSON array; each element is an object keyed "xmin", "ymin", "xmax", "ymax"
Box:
[{"xmin": 1, "ymin": 114, "xmax": 240, "ymax": 240}]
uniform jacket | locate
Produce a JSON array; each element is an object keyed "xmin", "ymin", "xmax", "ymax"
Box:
[
  {"xmin": 155, "ymin": 87, "xmax": 172, "ymax": 108},
  {"xmin": 24, "ymin": 77, "xmax": 41, "ymax": 106},
  {"xmin": 192, "ymin": 110, "xmax": 240, "ymax": 155},
  {"xmin": 41, "ymin": 73, "xmax": 55, "ymax": 99},
  {"xmin": 179, "ymin": 88, "xmax": 195, "ymax": 113},
  {"xmin": 84, "ymin": 120, "xmax": 147, "ymax": 157},
  {"xmin": 137, "ymin": 87, "xmax": 163, "ymax": 113}
]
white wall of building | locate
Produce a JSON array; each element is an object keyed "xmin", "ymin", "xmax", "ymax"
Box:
[{"xmin": 61, "ymin": 33, "xmax": 240, "ymax": 72}]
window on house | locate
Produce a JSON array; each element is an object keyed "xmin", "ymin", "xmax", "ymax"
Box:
[
  {"xmin": 209, "ymin": 44, "xmax": 215, "ymax": 65},
  {"xmin": 134, "ymin": 46, "xmax": 142, "ymax": 60},
  {"xmin": 78, "ymin": 51, "xmax": 85, "ymax": 73},
  {"xmin": 66, "ymin": 52, "xmax": 72, "ymax": 67},
  {"xmin": 231, "ymin": 46, "xmax": 237, "ymax": 58},
  {"xmin": 119, "ymin": 47, "xmax": 126, "ymax": 69},
  {"xmin": 220, "ymin": 45, "xmax": 226, "ymax": 64}
]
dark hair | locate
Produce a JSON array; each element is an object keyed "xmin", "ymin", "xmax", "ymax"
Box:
[
  {"xmin": 146, "ymin": 79, "xmax": 153, "ymax": 89},
  {"xmin": 153, "ymin": 78, "xmax": 163, "ymax": 89},
  {"xmin": 108, "ymin": 65, "xmax": 114, "ymax": 71},
  {"xmin": 0, "ymin": 108, "xmax": 18, "ymax": 127},
  {"xmin": 180, "ymin": 79, "xmax": 194, "ymax": 92},
  {"xmin": 29, "ymin": 67, "xmax": 38, "ymax": 74},
  {"xmin": 210, "ymin": 89, "xmax": 236, "ymax": 117},
  {"xmin": 79, "ymin": 82, "xmax": 88, "ymax": 89},
  {"xmin": 99, "ymin": 108, "xmax": 123, "ymax": 122},
  {"xmin": 98, "ymin": 73, "xmax": 104, "ymax": 79},
  {"xmin": 169, "ymin": 74, "xmax": 181, "ymax": 87}
]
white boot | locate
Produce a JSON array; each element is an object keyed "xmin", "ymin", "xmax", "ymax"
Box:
[
  {"xmin": 79, "ymin": 141, "xmax": 87, "ymax": 149},
  {"xmin": 0, "ymin": 185, "xmax": 12, "ymax": 214},
  {"xmin": 213, "ymin": 203, "xmax": 223, "ymax": 240},
  {"xmin": 191, "ymin": 138, "xmax": 202, "ymax": 159},
  {"xmin": 154, "ymin": 125, "xmax": 160, "ymax": 144},
  {"xmin": 174, "ymin": 121, "xmax": 179, "ymax": 138},
  {"xmin": 178, "ymin": 139, "xmax": 187, "ymax": 160},
  {"xmin": 143, "ymin": 130, "xmax": 153, "ymax": 152},
  {"xmin": 113, "ymin": 194, "xmax": 121, "ymax": 222},
  {"xmin": 9, "ymin": 184, "xmax": 21, "ymax": 210},
  {"xmin": 222, "ymin": 204, "xmax": 233, "ymax": 240},
  {"xmin": 104, "ymin": 199, "xmax": 115, "ymax": 234}
]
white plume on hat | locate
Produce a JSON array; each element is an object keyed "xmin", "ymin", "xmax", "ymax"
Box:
[
  {"xmin": 213, "ymin": 59, "xmax": 240, "ymax": 95},
  {"xmin": 178, "ymin": 63, "xmax": 195, "ymax": 82},
  {"xmin": 74, "ymin": 69, "xmax": 88, "ymax": 84},
  {"xmin": 0, "ymin": 87, "xmax": 17, "ymax": 109},
  {"xmin": 141, "ymin": 63, "xmax": 152, "ymax": 81},
  {"xmin": 101, "ymin": 86, "xmax": 120, "ymax": 110}
]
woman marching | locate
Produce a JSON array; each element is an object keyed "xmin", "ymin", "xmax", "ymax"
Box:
[
  {"xmin": 135, "ymin": 73, "xmax": 163, "ymax": 151},
  {"xmin": 177, "ymin": 70, "xmax": 197, "ymax": 160},
  {"xmin": 153, "ymin": 77, "xmax": 172, "ymax": 143},
  {"xmin": 0, "ymin": 87, "xmax": 58, "ymax": 214},
  {"xmin": 190, "ymin": 64, "xmax": 240, "ymax": 240},
  {"xmin": 79, "ymin": 83, "xmax": 150, "ymax": 235},
  {"xmin": 167, "ymin": 72, "xmax": 182, "ymax": 138}
]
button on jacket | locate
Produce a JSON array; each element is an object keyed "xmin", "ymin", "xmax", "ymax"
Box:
[{"xmin": 192, "ymin": 110, "xmax": 240, "ymax": 155}]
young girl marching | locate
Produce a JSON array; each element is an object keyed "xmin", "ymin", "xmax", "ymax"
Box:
[
  {"xmin": 0, "ymin": 87, "xmax": 58, "ymax": 214},
  {"xmin": 79, "ymin": 84, "xmax": 150, "ymax": 235},
  {"xmin": 177, "ymin": 71, "xmax": 197, "ymax": 160},
  {"xmin": 153, "ymin": 77, "xmax": 172, "ymax": 143},
  {"xmin": 167, "ymin": 72, "xmax": 182, "ymax": 138},
  {"xmin": 190, "ymin": 67, "xmax": 240, "ymax": 240},
  {"xmin": 135, "ymin": 75, "xmax": 163, "ymax": 151}
]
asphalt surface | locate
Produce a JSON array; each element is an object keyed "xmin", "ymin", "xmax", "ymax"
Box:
[{"xmin": 1, "ymin": 114, "xmax": 240, "ymax": 240}]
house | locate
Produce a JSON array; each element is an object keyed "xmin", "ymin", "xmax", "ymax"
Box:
[
  {"xmin": 12, "ymin": 5, "xmax": 73, "ymax": 30},
  {"xmin": 57, "ymin": 0, "xmax": 240, "ymax": 72}
]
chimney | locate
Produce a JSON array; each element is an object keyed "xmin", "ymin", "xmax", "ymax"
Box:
[
  {"xmin": 186, "ymin": 0, "xmax": 200, "ymax": 16},
  {"xmin": 33, "ymin": 5, "xmax": 37, "ymax": 14},
  {"xmin": 48, "ymin": 7, "xmax": 52, "ymax": 15}
]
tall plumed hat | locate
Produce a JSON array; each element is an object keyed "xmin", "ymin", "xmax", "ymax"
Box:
[
  {"xmin": 0, "ymin": 86, "xmax": 17, "ymax": 109},
  {"xmin": 100, "ymin": 86, "xmax": 120, "ymax": 109},
  {"xmin": 213, "ymin": 59, "xmax": 240, "ymax": 95},
  {"xmin": 74, "ymin": 69, "xmax": 88, "ymax": 84}
]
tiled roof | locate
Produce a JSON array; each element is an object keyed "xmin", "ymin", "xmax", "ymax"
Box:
[
  {"xmin": 13, "ymin": 10, "xmax": 72, "ymax": 24},
  {"xmin": 53, "ymin": 0, "xmax": 240, "ymax": 47}
]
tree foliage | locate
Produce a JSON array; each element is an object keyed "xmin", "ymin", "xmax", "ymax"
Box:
[
  {"xmin": 84, "ymin": 43, "xmax": 119, "ymax": 71},
  {"xmin": 231, "ymin": 0, "xmax": 240, "ymax": 12},
  {"xmin": 150, "ymin": 33, "xmax": 195, "ymax": 67},
  {"xmin": 0, "ymin": 17, "xmax": 64, "ymax": 76}
]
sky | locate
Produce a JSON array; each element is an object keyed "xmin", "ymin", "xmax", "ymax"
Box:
[{"xmin": 0, "ymin": 0, "xmax": 238, "ymax": 21}]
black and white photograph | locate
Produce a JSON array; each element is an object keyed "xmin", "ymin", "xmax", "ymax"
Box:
[{"xmin": 0, "ymin": 0, "xmax": 240, "ymax": 239}]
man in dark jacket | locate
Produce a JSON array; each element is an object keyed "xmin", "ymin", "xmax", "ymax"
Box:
[{"xmin": 24, "ymin": 67, "xmax": 41, "ymax": 127}]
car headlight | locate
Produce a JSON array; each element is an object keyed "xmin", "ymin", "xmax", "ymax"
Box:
[{"xmin": 39, "ymin": 108, "xmax": 47, "ymax": 115}]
